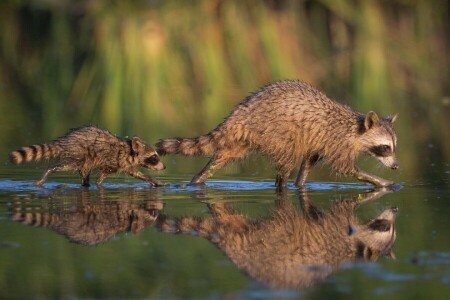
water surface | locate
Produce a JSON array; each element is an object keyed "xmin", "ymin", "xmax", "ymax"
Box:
[{"xmin": 0, "ymin": 165, "xmax": 449, "ymax": 299}]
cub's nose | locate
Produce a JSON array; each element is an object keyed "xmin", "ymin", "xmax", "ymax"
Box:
[{"xmin": 391, "ymin": 162, "xmax": 399, "ymax": 170}]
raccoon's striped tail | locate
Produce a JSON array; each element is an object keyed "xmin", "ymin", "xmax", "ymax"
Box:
[
  {"xmin": 9, "ymin": 143, "xmax": 62, "ymax": 165},
  {"xmin": 156, "ymin": 131, "xmax": 223, "ymax": 156}
]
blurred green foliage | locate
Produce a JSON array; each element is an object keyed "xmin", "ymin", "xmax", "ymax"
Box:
[{"xmin": 0, "ymin": 0, "xmax": 448, "ymax": 182}]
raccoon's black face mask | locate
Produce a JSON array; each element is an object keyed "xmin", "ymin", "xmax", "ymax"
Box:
[{"xmin": 354, "ymin": 207, "xmax": 398, "ymax": 260}]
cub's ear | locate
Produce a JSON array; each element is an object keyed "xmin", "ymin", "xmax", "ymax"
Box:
[
  {"xmin": 131, "ymin": 136, "xmax": 144, "ymax": 153},
  {"xmin": 385, "ymin": 113, "xmax": 398, "ymax": 124},
  {"xmin": 364, "ymin": 111, "xmax": 380, "ymax": 130}
]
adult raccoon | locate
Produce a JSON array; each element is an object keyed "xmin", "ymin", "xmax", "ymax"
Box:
[{"xmin": 157, "ymin": 80, "xmax": 398, "ymax": 188}]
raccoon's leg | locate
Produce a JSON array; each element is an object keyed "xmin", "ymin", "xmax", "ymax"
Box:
[
  {"xmin": 80, "ymin": 171, "xmax": 91, "ymax": 187},
  {"xmin": 275, "ymin": 174, "xmax": 288, "ymax": 190},
  {"xmin": 275, "ymin": 168, "xmax": 292, "ymax": 191},
  {"xmin": 354, "ymin": 169, "xmax": 394, "ymax": 187},
  {"xmin": 95, "ymin": 171, "xmax": 109, "ymax": 186},
  {"xmin": 95, "ymin": 168, "xmax": 118, "ymax": 186},
  {"xmin": 129, "ymin": 170, "xmax": 164, "ymax": 187},
  {"xmin": 295, "ymin": 154, "xmax": 320, "ymax": 187},
  {"xmin": 191, "ymin": 158, "xmax": 217, "ymax": 185},
  {"xmin": 34, "ymin": 164, "xmax": 68, "ymax": 186},
  {"xmin": 190, "ymin": 153, "xmax": 236, "ymax": 185}
]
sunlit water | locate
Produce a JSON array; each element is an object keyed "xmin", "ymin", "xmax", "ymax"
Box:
[{"xmin": 0, "ymin": 166, "xmax": 449, "ymax": 299}]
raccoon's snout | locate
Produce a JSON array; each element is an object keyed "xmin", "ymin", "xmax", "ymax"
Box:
[
  {"xmin": 391, "ymin": 162, "xmax": 399, "ymax": 170},
  {"xmin": 155, "ymin": 162, "xmax": 166, "ymax": 171}
]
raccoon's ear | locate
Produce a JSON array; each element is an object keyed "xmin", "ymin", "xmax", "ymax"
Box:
[
  {"xmin": 385, "ymin": 113, "xmax": 398, "ymax": 124},
  {"xmin": 364, "ymin": 111, "xmax": 380, "ymax": 130},
  {"xmin": 131, "ymin": 136, "xmax": 144, "ymax": 153}
]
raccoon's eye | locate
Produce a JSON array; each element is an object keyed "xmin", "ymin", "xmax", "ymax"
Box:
[
  {"xmin": 145, "ymin": 155, "xmax": 159, "ymax": 165},
  {"xmin": 369, "ymin": 145, "xmax": 391, "ymax": 157},
  {"xmin": 369, "ymin": 219, "xmax": 391, "ymax": 232}
]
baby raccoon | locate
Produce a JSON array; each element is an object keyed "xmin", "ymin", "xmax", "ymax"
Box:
[{"xmin": 9, "ymin": 126, "xmax": 165, "ymax": 187}]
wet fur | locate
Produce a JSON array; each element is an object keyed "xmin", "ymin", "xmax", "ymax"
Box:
[
  {"xmin": 156, "ymin": 80, "xmax": 398, "ymax": 187},
  {"xmin": 9, "ymin": 126, "xmax": 165, "ymax": 186}
]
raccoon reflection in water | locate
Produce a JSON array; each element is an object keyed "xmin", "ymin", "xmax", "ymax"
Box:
[
  {"xmin": 158, "ymin": 188, "xmax": 398, "ymax": 289},
  {"xmin": 11, "ymin": 187, "xmax": 398, "ymax": 289},
  {"xmin": 11, "ymin": 188, "xmax": 164, "ymax": 245}
]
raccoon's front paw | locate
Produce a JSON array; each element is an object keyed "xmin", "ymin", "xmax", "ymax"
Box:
[
  {"xmin": 355, "ymin": 170, "xmax": 395, "ymax": 187},
  {"xmin": 33, "ymin": 180, "xmax": 44, "ymax": 187}
]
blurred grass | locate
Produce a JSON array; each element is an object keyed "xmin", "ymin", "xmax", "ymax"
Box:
[{"xmin": 0, "ymin": 0, "xmax": 448, "ymax": 182}]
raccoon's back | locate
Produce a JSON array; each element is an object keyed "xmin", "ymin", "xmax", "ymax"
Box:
[
  {"xmin": 55, "ymin": 126, "xmax": 125, "ymax": 160},
  {"xmin": 219, "ymin": 80, "xmax": 358, "ymax": 161},
  {"xmin": 225, "ymin": 80, "xmax": 354, "ymax": 137},
  {"xmin": 9, "ymin": 126, "xmax": 124, "ymax": 165}
]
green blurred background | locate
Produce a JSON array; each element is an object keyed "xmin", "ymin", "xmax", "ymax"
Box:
[
  {"xmin": 0, "ymin": 2, "xmax": 449, "ymax": 298},
  {"xmin": 0, "ymin": 0, "xmax": 448, "ymax": 183}
]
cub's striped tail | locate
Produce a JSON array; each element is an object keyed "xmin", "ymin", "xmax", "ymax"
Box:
[
  {"xmin": 156, "ymin": 131, "xmax": 223, "ymax": 156},
  {"xmin": 9, "ymin": 144, "xmax": 62, "ymax": 164}
]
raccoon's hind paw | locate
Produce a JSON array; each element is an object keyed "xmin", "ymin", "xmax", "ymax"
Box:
[{"xmin": 33, "ymin": 180, "xmax": 45, "ymax": 187}]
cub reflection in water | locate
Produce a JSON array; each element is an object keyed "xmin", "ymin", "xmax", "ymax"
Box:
[
  {"xmin": 11, "ymin": 189, "xmax": 163, "ymax": 245},
  {"xmin": 158, "ymin": 189, "xmax": 398, "ymax": 289}
]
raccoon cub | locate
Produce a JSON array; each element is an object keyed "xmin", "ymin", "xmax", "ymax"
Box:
[
  {"xmin": 9, "ymin": 126, "xmax": 165, "ymax": 187},
  {"xmin": 156, "ymin": 80, "xmax": 399, "ymax": 188},
  {"xmin": 11, "ymin": 197, "xmax": 164, "ymax": 245}
]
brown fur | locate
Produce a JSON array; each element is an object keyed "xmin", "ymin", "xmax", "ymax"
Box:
[
  {"xmin": 11, "ymin": 198, "xmax": 163, "ymax": 245},
  {"xmin": 9, "ymin": 126, "xmax": 165, "ymax": 187},
  {"xmin": 10, "ymin": 187, "xmax": 397, "ymax": 288},
  {"xmin": 156, "ymin": 80, "xmax": 398, "ymax": 187},
  {"xmin": 157, "ymin": 190, "xmax": 398, "ymax": 288}
]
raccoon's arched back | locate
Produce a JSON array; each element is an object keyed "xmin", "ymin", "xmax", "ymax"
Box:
[{"xmin": 9, "ymin": 143, "xmax": 63, "ymax": 164}]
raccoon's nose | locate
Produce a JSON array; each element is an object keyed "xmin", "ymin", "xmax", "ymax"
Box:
[{"xmin": 391, "ymin": 162, "xmax": 399, "ymax": 170}]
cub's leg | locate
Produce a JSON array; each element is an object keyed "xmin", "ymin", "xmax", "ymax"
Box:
[
  {"xmin": 34, "ymin": 164, "xmax": 71, "ymax": 186},
  {"xmin": 80, "ymin": 172, "xmax": 91, "ymax": 187},
  {"xmin": 129, "ymin": 170, "xmax": 164, "ymax": 187},
  {"xmin": 96, "ymin": 169, "xmax": 113, "ymax": 186}
]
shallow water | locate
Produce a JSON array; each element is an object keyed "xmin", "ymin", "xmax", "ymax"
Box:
[{"xmin": 0, "ymin": 165, "xmax": 449, "ymax": 299}]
